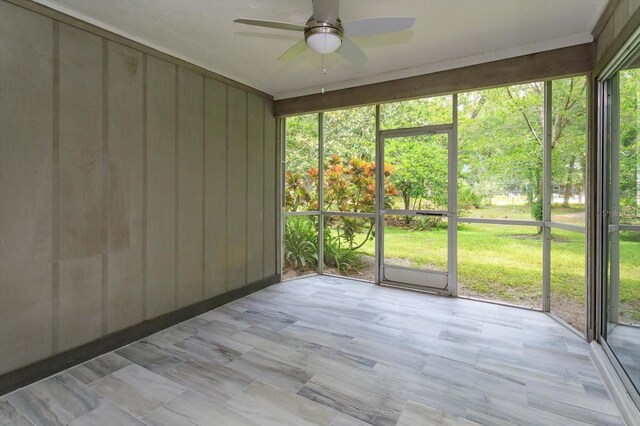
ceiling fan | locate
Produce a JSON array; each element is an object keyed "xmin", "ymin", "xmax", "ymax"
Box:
[{"xmin": 234, "ymin": 0, "xmax": 415, "ymax": 64}]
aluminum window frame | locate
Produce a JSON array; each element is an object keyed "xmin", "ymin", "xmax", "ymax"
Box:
[
  {"xmin": 592, "ymin": 22, "xmax": 640, "ymax": 408},
  {"xmin": 280, "ymin": 79, "xmax": 589, "ymax": 332}
]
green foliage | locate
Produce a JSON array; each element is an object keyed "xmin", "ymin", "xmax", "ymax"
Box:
[
  {"xmin": 529, "ymin": 197, "xmax": 544, "ymax": 223},
  {"xmin": 459, "ymin": 83, "xmax": 544, "ymax": 221},
  {"xmin": 413, "ymin": 216, "xmax": 446, "ymax": 231},
  {"xmin": 459, "ymin": 78, "xmax": 587, "ymax": 222},
  {"xmin": 324, "ymin": 106, "xmax": 376, "ymax": 162},
  {"xmin": 457, "ymin": 182, "xmax": 482, "ymax": 217},
  {"xmin": 283, "ymin": 215, "xmax": 373, "ymax": 274},
  {"xmin": 386, "ymin": 135, "xmax": 449, "ymax": 212},
  {"xmin": 285, "ymin": 170, "xmax": 315, "ymax": 212},
  {"xmin": 380, "ymin": 96, "xmax": 452, "ymax": 129},
  {"xmin": 324, "ymin": 155, "xmax": 377, "ymax": 212},
  {"xmin": 324, "ymin": 216, "xmax": 375, "ymax": 250},
  {"xmin": 550, "ymin": 78, "xmax": 587, "ymax": 208},
  {"xmin": 619, "ymin": 70, "xmax": 640, "ymax": 224},
  {"xmin": 323, "ymin": 233, "xmax": 362, "ymax": 272},
  {"xmin": 285, "ymin": 114, "xmax": 319, "ymax": 178},
  {"xmin": 283, "ymin": 217, "xmax": 318, "ymax": 270},
  {"xmin": 285, "ymin": 80, "xmax": 590, "ymax": 223}
]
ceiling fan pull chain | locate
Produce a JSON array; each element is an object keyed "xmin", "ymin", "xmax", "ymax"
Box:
[{"xmin": 321, "ymin": 54, "xmax": 326, "ymax": 94}]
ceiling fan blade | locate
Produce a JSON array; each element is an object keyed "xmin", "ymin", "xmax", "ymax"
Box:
[
  {"xmin": 235, "ymin": 31, "xmax": 300, "ymax": 42},
  {"xmin": 336, "ymin": 38, "xmax": 367, "ymax": 64},
  {"xmin": 234, "ymin": 19, "xmax": 305, "ymax": 32},
  {"xmin": 312, "ymin": 0, "xmax": 339, "ymax": 24},
  {"xmin": 278, "ymin": 40, "xmax": 309, "ymax": 63},
  {"xmin": 343, "ymin": 17, "xmax": 415, "ymax": 37}
]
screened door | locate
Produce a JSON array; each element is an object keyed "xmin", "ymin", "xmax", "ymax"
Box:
[{"xmin": 377, "ymin": 127, "xmax": 456, "ymax": 293}]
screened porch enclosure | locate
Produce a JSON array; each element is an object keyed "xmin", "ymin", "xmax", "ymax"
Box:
[{"xmin": 282, "ymin": 77, "xmax": 590, "ymax": 335}]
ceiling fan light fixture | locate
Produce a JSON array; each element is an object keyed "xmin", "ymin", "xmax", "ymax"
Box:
[
  {"xmin": 307, "ymin": 32, "xmax": 342, "ymax": 54},
  {"xmin": 304, "ymin": 18, "xmax": 343, "ymax": 54}
]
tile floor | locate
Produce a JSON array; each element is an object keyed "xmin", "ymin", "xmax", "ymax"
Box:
[{"xmin": 0, "ymin": 275, "xmax": 625, "ymax": 425}]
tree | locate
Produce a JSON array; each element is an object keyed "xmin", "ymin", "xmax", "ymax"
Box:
[
  {"xmin": 459, "ymin": 78, "xmax": 587, "ymax": 226},
  {"xmin": 284, "ymin": 114, "xmax": 319, "ymax": 212},
  {"xmin": 619, "ymin": 69, "xmax": 640, "ymax": 223},
  {"xmin": 385, "ymin": 136, "xmax": 448, "ymax": 223},
  {"xmin": 459, "ymin": 84, "xmax": 544, "ymax": 222},
  {"xmin": 550, "ymin": 78, "xmax": 588, "ymax": 209}
]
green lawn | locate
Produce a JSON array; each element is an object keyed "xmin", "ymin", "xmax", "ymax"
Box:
[
  {"xmin": 360, "ymin": 223, "xmax": 545, "ymax": 307},
  {"xmin": 356, "ymin": 220, "xmax": 640, "ymax": 327}
]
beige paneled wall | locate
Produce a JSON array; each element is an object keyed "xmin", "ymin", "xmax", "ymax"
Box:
[
  {"xmin": 595, "ymin": 0, "xmax": 640, "ymax": 65},
  {"xmin": 176, "ymin": 67, "xmax": 205, "ymax": 308},
  {"xmin": 226, "ymin": 87, "xmax": 249, "ymax": 291},
  {"xmin": 0, "ymin": 1, "xmax": 53, "ymax": 372},
  {"xmin": 0, "ymin": 0, "xmax": 278, "ymax": 375}
]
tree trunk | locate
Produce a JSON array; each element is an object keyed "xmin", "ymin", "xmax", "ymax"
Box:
[
  {"xmin": 562, "ymin": 155, "xmax": 576, "ymax": 207},
  {"xmin": 403, "ymin": 191, "xmax": 411, "ymax": 225}
]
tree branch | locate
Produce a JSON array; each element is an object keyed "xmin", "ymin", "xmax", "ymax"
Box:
[{"xmin": 506, "ymin": 87, "xmax": 543, "ymax": 146}]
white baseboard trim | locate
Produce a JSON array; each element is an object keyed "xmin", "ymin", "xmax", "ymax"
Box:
[{"xmin": 590, "ymin": 341, "xmax": 640, "ymax": 426}]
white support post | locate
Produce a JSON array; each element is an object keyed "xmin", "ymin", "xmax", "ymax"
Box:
[
  {"xmin": 543, "ymin": 81, "xmax": 552, "ymax": 312},
  {"xmin": 375, "ymin": 105, "xmax": 383, "ymax": 284},
  {"xmin": 278, "ymin": 118, "xmax": 286, "ymax": 276},
  {"xmin": 449, "ymin": 94, "xmax": 458, "ymax": 297},
  {"xmin": 318, "ymin": 112, "xmax": 324, "ymax": 275}
]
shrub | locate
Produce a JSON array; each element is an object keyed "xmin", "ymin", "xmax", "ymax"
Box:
[
  {"xmin": 284, "ymin": 217, "xmax": 318, "ymax": 270},
  {"xmin": 458, "ymin": 183, "xmax": 482, "ymax": 217},
  {"xmin": 323, "ymin": 233, "xmax": 362, "ymax": 272}
]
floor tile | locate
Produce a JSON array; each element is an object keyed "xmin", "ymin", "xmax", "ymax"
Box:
[
  {"xmin": 397, "ymin": 401, "xmax": 479, "ymax": 426},
  {"xmin": 116, "ymin": 340, "xmax": 190, "ymax": 374},
  {"xmin": 173, "ymin": 330, "xmax": 253, "ymax": 364},
  {"xmin": 89, "ymin": 364, "xmax": 184, "ymax": 419},
  {"xmin": 67, "ymin": 401, "xmax": 145, "ymax": 425},
  {"xmin": 68, "ymin": 353, "xmax": 132, "ymax": 385},
  {"xmin": 226, "ymin": 380, "xmax": 338, "ymax": 426},
  {"xmin": 162, "ymin": 359, "xmax": 254, "ymax": 404},
  {"xmin": 3, "ymin": 417, "xmax": 34, "ymax": 426},
  {"xmin": 143, "ymin": 391, "xmax": 257, "ymax": 426},
  {"xmin": 0, "ymin": 399, "xmax": 20, "ymax": 423},
  {"xmin": 226, "ymin": 348, "xmax": 314, "ymax": 392},
  {"xmin": 6, "ymin": 373, "xmax": 101, "ymax": 426}
]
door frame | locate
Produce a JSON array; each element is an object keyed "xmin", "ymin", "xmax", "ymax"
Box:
[{"xmin": 375, "ymin": 124, "xmax": 458, "ymax": 295}]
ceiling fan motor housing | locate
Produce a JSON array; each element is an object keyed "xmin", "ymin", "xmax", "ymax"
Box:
[{"xmin": 304, "ymin": 17, "xmax": 344, "ymax": 53}]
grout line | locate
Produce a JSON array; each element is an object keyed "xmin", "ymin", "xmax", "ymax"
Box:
[
  {"xmin": 174, "ymin": 65, "xmax": 180, "ymax": 309},
  {"xmin": 101, "ymin": 39, "xmax": 109, "ymax": 335},
  {"xmin": 141, "ymin": 53, "xmax": 148, "ymax": 321},
  {"xmin": 51, "ymin": 21, "xmax": 60, "ymax": 354}
]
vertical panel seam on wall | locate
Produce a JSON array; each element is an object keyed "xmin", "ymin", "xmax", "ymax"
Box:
[
  {"xmin": 201, "ymin": 76, "xmax": 206, "ymax": 299},
  {"xmin": 51, "ymin": 20, "xmax": 60, "ymax": 353},
  {"xmin": 262, "ymin": 99, "xmax": 266, "ymax": 280},
  {"xmin": 101, "ymin": 39, "xmax": 109, "ymax": 335},
  {"xmin": 141, "ymin": 53, "xmax": 148, "ymax": 320},
  {"xmin": 259, "ymin": 99, "xmax": 265, "ymax": 280},
  {"xmin": 174, "ymin": 65, "xmax": 180, "ymax": 309},
  {"xmin": 224, "ymin": 85, "xmax": 229, "ymax": 293},
  {"xmin": 224, "ymin": 84, "xmax": 229, "ymax": 292},
  {"xmin": 245, "ymin": 92, "xmax": 249, "ymax": 285}
]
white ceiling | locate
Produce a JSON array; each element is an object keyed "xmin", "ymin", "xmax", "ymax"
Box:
[{"xmin": 34, "ymin": 0, "xmax": 606, "ymax": 99}]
